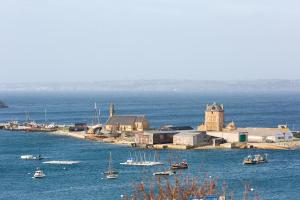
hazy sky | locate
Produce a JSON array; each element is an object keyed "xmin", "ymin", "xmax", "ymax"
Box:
[{"xmin": 0, "ymin": 0, "xmax": 299, "ymax": 82}]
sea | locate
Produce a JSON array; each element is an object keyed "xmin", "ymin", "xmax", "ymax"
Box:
[{"xmin": 0, "ymin": 91, "xmax": 300, "ymax": 200}]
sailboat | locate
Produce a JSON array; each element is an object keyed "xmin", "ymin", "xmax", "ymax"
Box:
[
  {"xmin": 87, "ymin": 102, "xmax": 102, "ymax": 134},
  {"xmin": 106, "ymin": 152, "xmax": 118, "ymax": 179},
  {"xmin": 41, "ymin": 109, "xmax": 57, "ymax": 132}
]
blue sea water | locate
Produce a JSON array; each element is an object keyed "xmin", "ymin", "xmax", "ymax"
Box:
[{"xmin": 0, "ymin": 91, "xmax": 300, "ymax": 200}]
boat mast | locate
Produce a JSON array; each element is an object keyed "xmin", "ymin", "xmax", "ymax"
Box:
[
  {"xmin": 93, "ymin": 102, "xmax": 97, "ymax": 126},
  {"xmin": 98, "ymin": 108, "xmax": 101, "ymax": 124},
  {"xmin": 139, "ymin": 152, "xmax": 143, "ymax": 162},
  {"xmin": 108, "ymin": 152, "xmax": 113, "ymax": 172},
  {"xmin": 44, "ymin": 108, "xmax": 47, "ymax": 125}
]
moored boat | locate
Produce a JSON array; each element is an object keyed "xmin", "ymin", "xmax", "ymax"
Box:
[
  {"xmin": 103, "ymin": 171, "xmax": 119, "ymax": 175},
  {"xmin": 32, "ymin": 168, "xmax": 46, "ymax": 178},
  {"xmin": 171, "ymin": 160, "xmax": 188, "ymax": 170},
  {"xmin": 106, "ymin": 152, "xmax": 118, "ymax": 179},
  {"xmin": 243, "ymin": 155, "xmax": 257, "ymax": 165},
  {"xmin": 243, "ymin": 154, "xmax": 268, "ymax": 165},
  {"xmin": 21, "ymin": 154, "xmax": 43, "ymax": 160},
  {"xmin": 153, "ymin": 170, "xmax": 176, "ymax": 176},
  {"xmin": 254, "ymin": 154, "xmax": 268, "ymax": 163}
]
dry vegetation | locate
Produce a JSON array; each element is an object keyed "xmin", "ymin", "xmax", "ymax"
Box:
[{"xmin": 123, "ymin": 174, "xmax": 259, "ymax": 200}]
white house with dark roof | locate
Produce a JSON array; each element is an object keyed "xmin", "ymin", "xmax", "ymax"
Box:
[{"xmin": 105, "ymin": 104, "xmax": 149, "ymax": 132}]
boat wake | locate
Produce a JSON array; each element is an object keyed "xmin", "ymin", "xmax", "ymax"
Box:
[{"xmin": 43, "ymin": 160, "xmax": 81, "ymax": 165}]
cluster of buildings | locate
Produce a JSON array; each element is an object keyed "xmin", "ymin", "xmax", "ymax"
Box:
[
  {"xmin": 197, "ymin": 102, "xmax": 293, "ymax": 144},
  {"xmin": 99, "ymin": 102, "xmax": 294, "ymax": 149}
]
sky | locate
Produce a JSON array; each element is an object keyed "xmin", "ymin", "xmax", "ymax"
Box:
[{"xmin": 0, "ymin": 0, "xmax": 299, "ymax": 82}]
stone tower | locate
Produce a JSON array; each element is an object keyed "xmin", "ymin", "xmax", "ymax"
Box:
[
  {"xmin": 204, "ymin": 102, "xmax": 224, "ymax": 131},
  {"xmin": 109, "ymin": 103, "xmax": 115, "ymax": 117}
]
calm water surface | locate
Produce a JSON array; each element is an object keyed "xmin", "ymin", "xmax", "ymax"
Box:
[{"xmin": 0, "ymin": 92, "xmax": 300, "ymax": 200}]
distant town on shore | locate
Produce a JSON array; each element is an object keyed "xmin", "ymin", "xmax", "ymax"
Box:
[{"xmin": 1, "ymin": 101, "xmax": 299, "ymax": 151}]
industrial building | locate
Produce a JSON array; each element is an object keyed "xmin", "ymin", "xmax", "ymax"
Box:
[
  {"xmin": 173, "ymin": 131, "xmax": 209, "ymax": 146},
  {"xmin": 135, "ymin": 131, "xmax": 179, "ymax": 145}
]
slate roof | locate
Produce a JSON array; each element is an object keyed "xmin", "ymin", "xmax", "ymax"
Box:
[
  {"xmin": 206, "ymin": 102, "xmax": 224, "ymax": 112},
  {"xmin": 106, "ymin": 115, "xmax": 146, "ymax": 126}
]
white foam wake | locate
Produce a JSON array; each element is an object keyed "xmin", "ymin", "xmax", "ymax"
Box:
[{"xmin": 43, "ymin": 160, "xmax": 80, "ymax": 165}]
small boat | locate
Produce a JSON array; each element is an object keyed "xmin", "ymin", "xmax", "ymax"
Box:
[
  {"xmin": 153, "ymin": 170, "xmax": 176, "ymax": 176},
  {"xmin": 243, "ymin": 155, "xmax": 257, "ymax": 165},
  {"xmin": 106, "ymin": 152, "xmax": 118, "ymax": 179},
  {"xmin": 171, "ymin": 160, "xmax": 188, "ymax": 170},
  {"xmin": 103, "ymin": 170, "xmax": 119, "ymax": 175},
  {"xmin": 106, "ymin": 173, "xmax": 118, "ymax": 179},
  {"xmin": 254, "ymin": 154, "xmax": 268, "ymax": 163},
  {"xmin": 243, "ymin": 154, "xmax": 268, "ymax": 165},
  {"xmin": 32, "ymin": 168, "xmax": 46, "ymax": 178},
  {"xmin": 21, "ymin": 154, "xmax": 43, "ymax": 160}
]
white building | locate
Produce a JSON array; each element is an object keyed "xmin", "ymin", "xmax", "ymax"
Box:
[
  {"xmin": 237, "ymin": 127, "xmax": 293, "ymax": 143},
  {"xmin": 206, "ymin": 131, "xmax": 248, "ymax": 143}
]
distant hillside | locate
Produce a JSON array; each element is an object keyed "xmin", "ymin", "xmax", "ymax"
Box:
[{"xmin": 0, "ymin": 80, "xmax": 300, "ymax": 92}]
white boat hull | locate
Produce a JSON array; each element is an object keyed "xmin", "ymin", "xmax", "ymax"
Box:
[
  {"xmin": 21, "ymin": 155, "xmax": 43, "ymax": 160},
  {"xmin": 106, "ymin": 174, "xmax": 118, "ymax": 179},
  {"xmin": 120, "ymin": 161, "xmax": 163, "ymax": 166}
]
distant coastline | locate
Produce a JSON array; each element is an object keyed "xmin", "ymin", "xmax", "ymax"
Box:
[{"xmin": 1, "ymin": 79, "xmax": 300, "ymax": 92}]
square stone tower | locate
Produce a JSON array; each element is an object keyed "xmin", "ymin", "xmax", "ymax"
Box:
[{"xmin": 204, "ymin": 102, "xmax": 224, "ymax": 131}]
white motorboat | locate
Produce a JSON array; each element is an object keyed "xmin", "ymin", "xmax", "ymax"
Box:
[
  {"xmin": 32, "ymin": 168, "xmax": 46, "ymax": 178},
  {"xmin": 21, "ymin": 154, "xmax": 43, "ymax": 160}
]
